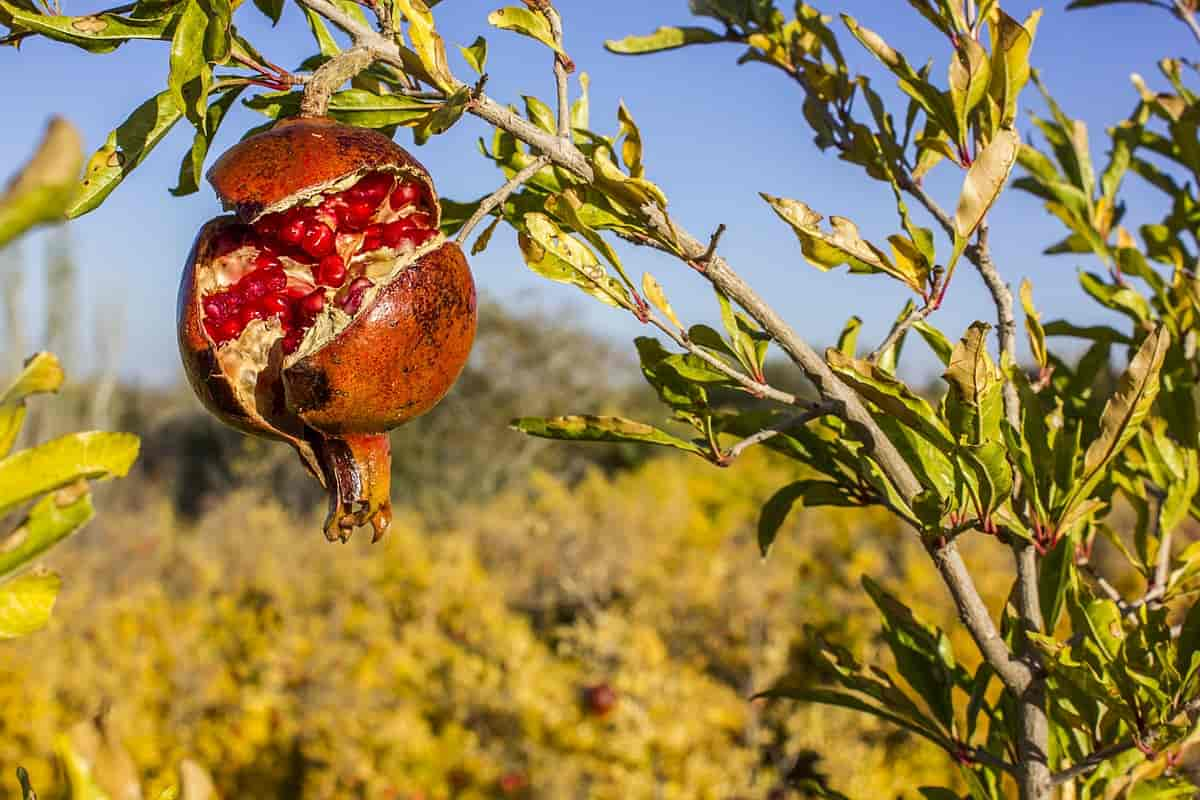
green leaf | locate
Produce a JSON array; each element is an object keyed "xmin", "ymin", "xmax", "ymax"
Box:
[
  {"xmin": 487, "ymin": 6, "xmax": 564, "ymax": 56},
  {"xmin": 0, "ymin": 432, "xmax": 139, "ymax": 518},
  {"xmin": 617, "ymin": 102, "xmax": 644, "ymax": 179},
  {"xmin": 949, "ymin": 36, "xmax": 990, "ymax": 143},
  {"xmin": 837, "ymin": 316, "xmax": 863, "ymax": 357},
  {"xmin": 459, "ymin": 35, "xmax": 487, "ymax": 74},
  {"xmin": 842, "ymin": 15, "xmax": 954, "ymax": 135},
  {"xmin": 827, "ymin": 349, "xmax": 954, "ymax": 448},
  {"xmin": 1057, "ymin": 327, "xmax": 1169, "ymax": 529},
  {"xmin": 519, "ymin": 213, "xmax": 629, "ymax": 308},
  {"xmin": 1078, "ymin": 271, "xmax": 1152, "ymax": 323},
  {"xmin": 0, "ymin": 353, "xmax": 63, "ymax": 460},
  {"xmin": 1019, "ymin": 279, "xmax": 1047, "ymax": 369},
  {"xmin": 69, "ymin": 90, "xmax": 183, "ymax": 218},
  {"xmin": 863, "ymin": 575, "xmax": 962, "ymax": 730},
  {"xmin": 0, "ymin": 0, "xmax": 175, "ymax": 51},
  {"xmin": 414, "ymin": 86, "xmax": 471, "ymax": 142},
  {"xmin": 199, "ymin": 0, "xmax": 231, "ymax": 63},
  {"xmin": 943, "ymin": 322, "xmax": 1003, "ymax": 444},
  {"xmin": 759, "ymin": 480, "xmax": 858, "ymax": 556},
  {"xmin": 511, "ymin": 415, "xmax": 707, "ymax": 457},
  {"xmin": 913, "ymin": 320, "xmax": 953, "ymax": 366},
  {"xmin": 250, "ymin": 0, "xmax": 284, "ymax": 25},
  {"xmin": 1038, "ymin": 535, "xmax": 1077, "ymax": 632},
  {"xmin": 762, "ymin": 194, "xmax": 927, "ymax": 293},
  {"xmin": 170, "ymin": 86, "xmax": 243, "ymax": 197},
  {"xmin": 0, "ymin": 482, "xmax": 94, "ymax": 581},
  {"xmin": 0, "ymin": 571, "xmax": 60, "ymax": 638},
  {"xmin": 245, "ymin": 89, "xmax": 439, "ymax": 129},
  {"xmin": 756, "ymin": 687, "xmax": 952, "ymax": 751},
  {"xmin": 168, "ymin": 0, "xmax": 212, "ymax": 131},
  {"xmin": 604, "ymin": 25, "xmax": 724, "ymax": 54},
  {"xmin": 954, "ymin": 127, "xmax": 1020, "ymax": 239},
  {"xmin": 300, "ymin": 3, "xmax": 340, "ymax": 56},
  {"xmin": 17, "ymin": 766, "xmax": 36, "ymax": 800},
  {"xmin": 0, "ymin": 118, "xmax": 83, "ymax": 249}
]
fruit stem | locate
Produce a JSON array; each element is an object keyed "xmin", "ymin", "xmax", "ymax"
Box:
[{"xmin": 309, "ymin": 431, "xmax": 394, "ymax": 543}]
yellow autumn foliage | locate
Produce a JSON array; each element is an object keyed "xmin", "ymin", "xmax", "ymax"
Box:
[{"xmin": 0, "ymin": 450, "xmax": 1017, "ymax": 799}]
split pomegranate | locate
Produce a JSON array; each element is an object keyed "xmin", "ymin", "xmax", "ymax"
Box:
[{"xmin": 178, "ymin": 118, "xmax": 477, "ymax": 542}]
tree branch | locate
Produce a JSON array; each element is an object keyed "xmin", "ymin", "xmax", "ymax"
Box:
[
  {"xmin": 1173, "ymin": 0, "xmax": 1200, "ymax": 44},
  {"xmin": 931, "ymin": 540, "xmax": 1033, "ymax": 691},
  {"xmin": 543, "ymin": 4, "xmax": 572, "ymax": 138},
  {"xmin": 721, "ymin": 401, "xmax": 835, "ymax": 463},
  {"xmin": 299, "ymin": 45, "xmax": 375, "ymax": 117},
  {"xmin": 643, "ymin": 313, "xmax": 801, "ymax": 406},
  {"xmin": 456, "ymin": 155, "xmax": 550, "ymax": 246}
]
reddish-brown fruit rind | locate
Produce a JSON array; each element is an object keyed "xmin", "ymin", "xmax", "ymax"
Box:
[
  {"xmin": 207, "ymin": 118, "xmax": 434, "ymax": 221},
  {"xmin": 283, "ymin": 241, "xmax": 477, "ymax": 435}
]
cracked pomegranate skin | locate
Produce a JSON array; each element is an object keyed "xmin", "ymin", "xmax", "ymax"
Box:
[
  {"xmin": 177, "ymin": 118, "xmax": 477, "ymax": 541},
  {"xmin": 284, "ymin": 241, "xmax": 475, "ymax": 434},
  {"xmin": 207, "ymin": 117, "xmax": 434, "ymax": 219}
]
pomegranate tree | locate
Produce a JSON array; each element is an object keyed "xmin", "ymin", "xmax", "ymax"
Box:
[{"xmin": 178, "ymin": 118, "xmax": 476, "ymax": 542}]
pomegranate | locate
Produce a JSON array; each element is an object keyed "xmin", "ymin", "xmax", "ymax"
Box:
[
  {"xmin": 582, "ymin": 682, "xmax": 618, "ymax": 716},
  {"xmin": 178, "ymin": 118, "xmax": 477, "ymax": 542}
]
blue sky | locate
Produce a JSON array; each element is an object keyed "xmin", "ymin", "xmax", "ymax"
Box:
[{"xmin": 0, "ymin": 1, "xmax": 1185, "ymax": 385}]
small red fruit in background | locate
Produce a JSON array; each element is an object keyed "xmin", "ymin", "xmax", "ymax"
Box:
[
  {"xmin": 498, "ymin": 772, "xmax": 529, "ymax": 796},
  {"xmin": 583, "ymin": 682, "xmax": 618, "ymax": 717},
  {"xmin": 178, "ymin": 117, "xmax": 477, "ymax": 542}
]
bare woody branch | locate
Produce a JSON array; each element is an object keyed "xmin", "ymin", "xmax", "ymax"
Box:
[
  {"xmin": 456, "ymin": 155, "xmax": 550, "ymax": 246},
  {"xmin": 721, "ymin": 401, "xmax": 836, "ymax": 463}
]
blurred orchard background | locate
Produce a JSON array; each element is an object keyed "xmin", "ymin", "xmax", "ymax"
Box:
[{"xmin": 0, "ymin": 1, "xmax": 1187, "ymax": 798}]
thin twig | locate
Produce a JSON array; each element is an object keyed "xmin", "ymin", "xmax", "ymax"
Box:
[
  {"xmin": 1079, "ymin": 559, "xmax": 1137, "ymax": 621},
  {"xmin": 699, "ymin": 223, "xmax": 727, "ymax": 266},
  {"xmin": 645, "ymin": 313, "xmax": 800, "ymax": 406},
  {"xmin": 968, "ymin": 746, "xmax": 1020, "ymax": 777},
  {"xmin": 1050, "ymin": 697, "xmax": 1200, "ymax": 785},
  {"xmin": 721, "ymin": 401, "xmax": 836, "ymax": 463},
  {"xmin": 869, "ymin": 295, "xmax": 935, "ymax": 363},
  {"xmin": 455, "ymin": 155, "xmax": 550, "ymax": 246},
  {"xmin": 1173, "ymin": 0, "xmax": 1200, "ymax": 44},
  {"xmin": 543, "ymin": 5, "xmax": 572, "ymax": 138}
]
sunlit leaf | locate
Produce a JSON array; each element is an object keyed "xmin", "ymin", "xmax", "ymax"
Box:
[
  {"xmin": 0, "ymin": 118, "xmax": 83, "ymax": 248},
  {"xmin": 511, "ymin": 415, "xmax": 707, "ymax": 457},
  {"xmin": 459, "ymin": 35, "xmax": 487, "ymax": 74},
  {"xmin": 487, "ymin": 5, "xmax": 564, "ymax": 56},
  {"xmin": 0, "ymin": 481, "xmax": 93, "ymax": 581},
  {"xmin": 0, "ymin": 431, "xmax": 139, "ymax": 517},
  {"xmin": 954, "ymin": 126, "xmax": 1020, "ymax": 239},
  {"xmin": 0, "ymin": 571, "xmax": 60, "ymax": 638},
  {"xmin": 69, "ymin": 91, "xmax": 183, "ymax": 218},
  {"xmin": 605, "ymin": 25, "xmax": 724, "ymax": 54}
]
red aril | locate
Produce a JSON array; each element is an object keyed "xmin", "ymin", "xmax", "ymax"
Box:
[{"xmin": 316, "ymin": 254, "xmax": 347, "ymax": 287}]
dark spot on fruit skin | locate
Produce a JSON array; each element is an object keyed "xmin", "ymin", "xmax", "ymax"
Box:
[{"xmin": 284, "ymin": 361, "xmax": 335, "ymax": 415}]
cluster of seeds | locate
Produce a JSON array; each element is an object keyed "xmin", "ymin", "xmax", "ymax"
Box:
[{"xmin": 200, "ymin": 171, "xmax": 437, "ymax": 353}]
